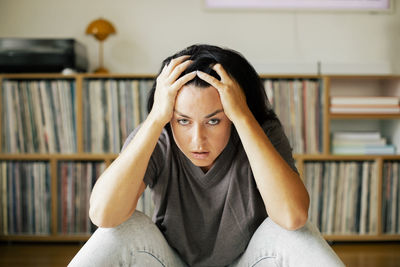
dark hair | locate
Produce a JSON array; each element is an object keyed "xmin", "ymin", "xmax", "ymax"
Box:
[{"xmin": 147, "ymin": 44, "xmax": 277, "ymax": 125}]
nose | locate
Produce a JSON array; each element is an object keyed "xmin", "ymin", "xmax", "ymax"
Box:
[{"xmin": 192, "ymin": 124, "xmax": 206, "ymax": 147}]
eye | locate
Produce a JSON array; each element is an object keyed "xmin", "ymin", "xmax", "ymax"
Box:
[
  {"xmin": 177, "ymin": 119, "xmax": 190, "ymax": 125},
  {"xmin": 208, "ymin": 118, "xmax": 220, "ymax": 125}
]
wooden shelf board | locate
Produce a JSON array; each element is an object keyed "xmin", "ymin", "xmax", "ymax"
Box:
[
  {"xmin": 3, "ymin": 154, "xmax": 398, "ymax": 162},
  {"xmin": 81, "ymin": 73, "xmax": 155, "ymax": 79},
  {"xmin": 0, "ymin": 153, "xmax": 119, "ymax": 161},
  {"xmin": 294, "ymin": 154, "xmax": 400, "ymax": 161},
  {"xmin": 0, "ymin": 235, "xmax": 90, "ymax": 242},
  {"xmin": 0, "ymin": 73, "xmax": 156, "ymax": 79},
  {"xmin": 327, "ymin": 75, "xmax": 400, "ymax": 80},
  {"xmin": 324, "ymin": 234, "xmax": 400, "ymax": 241},
  {"xmin": 330, "ymin": 114, "xmax": 400, "ymax": 119},
  {"xmin": 1, "ymin": 73, "xmax": 324, "ymax": 80},
  {"xmin": 0, "ymin": 73, "xmax": 77, "ymax": 79},
  {"xmin": 2, "ymin": 74, "xmax": 399, "ymax": 80},
  {"xmin": 259, "ymin": 74, "xmax": 321, "ymax": 79}
]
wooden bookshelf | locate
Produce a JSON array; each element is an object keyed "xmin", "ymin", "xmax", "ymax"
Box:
[
  {"xmin": 0, "ymin": 73, "xmax": 154, "ymax": 241},
  {"xmin": 1, "ymin": 73, "xmax": 399, "ymax": 242}
]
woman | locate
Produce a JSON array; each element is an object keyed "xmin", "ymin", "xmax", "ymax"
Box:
[{"xmin": 69, "ymin": 44, "xmax": 344, "ymax": 267}]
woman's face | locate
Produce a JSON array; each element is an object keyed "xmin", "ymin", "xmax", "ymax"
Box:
[{"xmin": 170, "ymin": 84, "xmax": 232, "ymax": 172}]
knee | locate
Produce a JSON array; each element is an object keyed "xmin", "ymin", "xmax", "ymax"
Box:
[
  {"xmin": 68, "ymin": 211, "xmax": 164, "ymax": 267},
  {"xmin": 79, "ymin": 210, "xmax": 160, "ymax": 250},
  {"xmin": 252, "ymin": 257, "xmax": 278, "ymax": 267},
  {"xmin": 294, "ymin": 220, "xmax": 324, "ymax": 239},
  {"xmin": 114, "ymin": 210, "xmax": 154, "ymax": 231},
  {"xmin": 279, "ymin": 219, "xmax": 324, "ymax": 244},
  {"xmin": 248, "ymin": 219, "xmax": 344, "ymax": 266},
  {"xmin": 105, "ymin": 210, "xmax": 160, "ymax": 243},
  {"xmin": 260, "ymin": 217, "xmax": 320, "ymax": 236},
  {"xmin": 250, "ymin": 218, "xmax": 323, "ymax": 248},
  {"xmin": 115, "ymin": 250, "xmax": 165, "ymax": 267}
]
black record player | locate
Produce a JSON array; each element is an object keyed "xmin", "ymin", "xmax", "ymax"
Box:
[{"xmin": 0, "ymin": 38, "xmax": 88, "ymax": 73}]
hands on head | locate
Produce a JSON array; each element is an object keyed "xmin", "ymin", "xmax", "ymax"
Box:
[
  {"xmin": 150, "ymin": 55, "xmax": 196, "ymax": 125},
  {"xmin": 150, "ymin": 55, "xmax": 250, "ymax": 126}
]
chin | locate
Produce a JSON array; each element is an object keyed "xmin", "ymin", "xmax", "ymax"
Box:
[{"xmin": 191, "ymin": 159, "xmax": 212, "ymax": 169}]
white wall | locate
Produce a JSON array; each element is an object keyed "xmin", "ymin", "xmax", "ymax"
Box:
[{"xmin": 0, "ymin": 0, "xmax": 399, "ymax": 74}]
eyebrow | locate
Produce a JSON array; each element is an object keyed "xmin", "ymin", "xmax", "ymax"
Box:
[{"xmin": 174, "ymin": 109, "xmax": 223, "ymax": 119}]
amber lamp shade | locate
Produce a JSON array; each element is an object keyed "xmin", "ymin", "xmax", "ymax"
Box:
[{"xmin": 86, "ymin": 18, "xmax": 116, "ymax": 73}]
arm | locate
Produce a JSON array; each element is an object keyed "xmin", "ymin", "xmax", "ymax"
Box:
[
  {"xmin": 89, "ymin": 56, "xmax": 196, "ymax": 228},
  {"xmin": 197, "ymin": 66, "xmax": 309, "ymax": 230},
  {"xmin": 89, "ymin": 115, "xmax": 164, "ymax": 228},
  {"xmin": 231, "ymin": 113, "xmax": 309, "ymax": 230}
]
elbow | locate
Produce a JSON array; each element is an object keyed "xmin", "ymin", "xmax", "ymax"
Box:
[
  {"xmin": 89, "ymin": 206, "xmax": 111, "ymax": 228},
  {"xmin": 284, "ymin": 190, "xmax": 310, "ymax": 230},
  {"xmin": 283, "ymin": 210, "xmax": 308, "ymax": 231},
  {"xmin": 89, "ymin": 206, "xmax": 127, "ymax": 228},
  {"xmin": 270, "ymin": 208, "xmax": 309, "ymax": 231},
  {"xmin": 280, "ymin": 198, "xmax": 310, "ymax": 231}
]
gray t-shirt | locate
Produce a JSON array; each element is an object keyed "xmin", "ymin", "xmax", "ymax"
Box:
[{"xmin": 121, "ymin": 119, "xmax": 297, "ymax": 267}]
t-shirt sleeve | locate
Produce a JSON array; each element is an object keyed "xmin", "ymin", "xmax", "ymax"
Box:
[
  {"xmin": 120, "ymin": 125, "xmax": 166, "ymax": 188},
  {"xmin": 262, "ymin": 119, "xmax": 299, "ymax": 174}
]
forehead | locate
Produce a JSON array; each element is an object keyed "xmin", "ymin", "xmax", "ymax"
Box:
[{"xmin": 175, "ymin": 85, "xmax": 222, "ymax": 112}]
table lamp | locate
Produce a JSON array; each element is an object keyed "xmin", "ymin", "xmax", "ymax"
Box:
[{"xmin": 86, "ymin": 18, "xmax": 116, "ymax": 73}]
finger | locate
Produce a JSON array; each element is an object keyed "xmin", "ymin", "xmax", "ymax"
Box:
[
  {"xmin": 212, "ymin": 64, "xmax": 231, "ymax": 83},
  {"xmin": 161, "ymin": 63, "xmax": 168, "ymax": 74},
  {"xmin": 171, "ymin": 71, "xmax": 197, "ymax": 92},
  {"xmin": 157, "ymin": 63, "xmax": 169, "ymax": 79},
  {"xmin": 167, "ymin": 59, "xmax": 193, "ymax": 84},
  {"xmin": 165, "ymin": 55, "xmax": 191, "ymax": 75},
  {"xmin": 196, "ymin": 70, "xmax": 223, "ymax": 89}
]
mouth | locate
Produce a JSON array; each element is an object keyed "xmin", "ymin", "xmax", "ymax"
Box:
[{"xmin": 191, "ymin": 152, "xmax": 210, "ymax": 159}]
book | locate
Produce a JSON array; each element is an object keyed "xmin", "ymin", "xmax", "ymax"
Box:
[
  {"xmin": 359, "ymin": 162, "xmax": 370, "ymax": 234},
  {"xmin": 333, "ymin": 131, "xmax": 381, "ymax": 140},
  {"xmin": 382, "ymin": 162, "xmax": 400, "ymax": 234},
  {"xmin": 332, "ymin": 145, "xmax": 396, "ymax": 155},
  {"xmin": 332, "ymin": 138, "xmax": 386, "ymax": 146},
  {"xmin": 331, "ymin": 96, "xmax": 400, "ymax": 106},
  {"xmin": 330, "ymin": 106, "xmax": 400, "ymax": 114}
]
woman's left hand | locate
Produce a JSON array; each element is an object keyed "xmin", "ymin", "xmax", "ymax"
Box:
[{"xmin": 196, "ymin": 64, "xmax": 252, "ymax": 124}]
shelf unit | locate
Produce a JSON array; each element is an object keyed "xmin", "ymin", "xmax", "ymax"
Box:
[
  {"xmin": 306, "ymin": 75, "xmax": 400, "ymax": 241},
  {"xmin": 0, "ymin": 73, "xmax": 154, "ymax": 242},
  {"xmin": 1, "ymin": 73, "xmax": 399, "ymax": 242}
]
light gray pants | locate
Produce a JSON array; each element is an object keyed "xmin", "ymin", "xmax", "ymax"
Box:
[{"xmin": 69, "ymin": 211, "xmax": 345, "ymax": 267}]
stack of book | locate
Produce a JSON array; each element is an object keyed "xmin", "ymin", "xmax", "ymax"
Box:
[
  {"xmin": 382, "ymin": 161, "xmax": 400, "ymax": 234},
  {"xmin": 2, "ymin": 80, "xmax": 77, "ymax": 153},
  {"xmin": 57, "ymin": 161, "xmax": 105, "ymax": 234},
  {"xmin": 0, "ymin": 162, "xmax": 51, "ymax": 235},
  {"xmin": 330, "ymin": 96, "xmax": 400, "ymax": 114},
  {"xmin": 264, "ymin": 79, "xmax": 323, "ymax": 154},
  {"xmin": 305, "ymin": 161, "xmax": 378, "ymax": 235},
  {"xmin": 332, "ymin": 131, "xmax": 396, "ymax": 155},
  {"xmin": 83, "ymin": 79, "xmax": 152, "ymax": 153}
]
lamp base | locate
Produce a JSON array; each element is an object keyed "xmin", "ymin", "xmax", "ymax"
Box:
[{"xmin": 94, "ymin": 66, "xmax": 109, "ymax": 74}]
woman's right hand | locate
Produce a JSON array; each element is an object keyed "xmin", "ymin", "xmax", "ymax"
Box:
[{"xmin": 149, "ymin": 55, "xmax": 196, "ymax": 125}]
